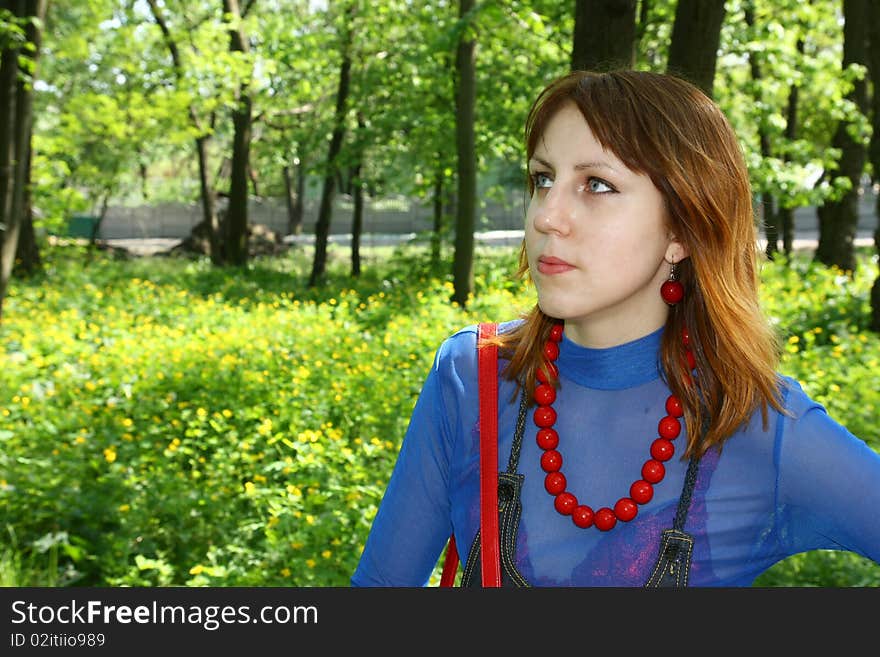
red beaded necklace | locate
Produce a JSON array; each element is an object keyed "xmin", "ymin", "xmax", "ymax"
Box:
[{"xmin": 534, "ymin": 322, "xmax": 695, "ymax": 531}]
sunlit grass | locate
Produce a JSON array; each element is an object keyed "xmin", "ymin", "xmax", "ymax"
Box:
[{"xmin": 0, "ymin": 242, "xmax": 877, "ymax": 586}]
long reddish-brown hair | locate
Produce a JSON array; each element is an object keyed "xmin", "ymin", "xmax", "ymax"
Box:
[{"xmin": 491, "ymin": 69, "xmax": 784, "ymax": 458}]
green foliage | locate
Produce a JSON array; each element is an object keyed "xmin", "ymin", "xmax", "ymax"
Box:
[
  {"xmin": 28, "ymin": 0, "xmax": 871, "ymax": 245},
  {"xmin": 1, "ymin": 244, "xmax": 878, "ymax": 587},
  {"xmin": 753, "ymin": 250, "xmax": 880, "ymax": 586},
  {"xmin": 0, "ymin": 242, "xmax": 526, "ymax": 586},
  {"xmin": 717, "ymin": 0, "xmax": 860, "ymax": 210}
]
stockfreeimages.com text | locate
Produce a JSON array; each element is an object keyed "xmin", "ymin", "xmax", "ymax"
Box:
[{"xmin": 10, "ymin": 599, "xmax": 317, "ymax": 631}]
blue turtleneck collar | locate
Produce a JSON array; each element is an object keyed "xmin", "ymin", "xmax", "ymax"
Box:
[{"xmin": 556, "ymin": 325, "xmax": 664, "ymax": 390}]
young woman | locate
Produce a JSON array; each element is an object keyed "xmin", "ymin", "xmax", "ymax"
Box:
[{"xmin": 351, "ymin": 70, "xmax": 880, "ymax": 587}]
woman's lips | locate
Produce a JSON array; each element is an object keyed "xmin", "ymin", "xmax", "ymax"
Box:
[{"xmin": 537, "ymin": 255, "xmax": 575, "ymax": 275}]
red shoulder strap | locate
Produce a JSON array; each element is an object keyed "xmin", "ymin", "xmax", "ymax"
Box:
[
  {"xmin": 477, "ymin": 322, "xmax": 501, "ymax": 587},
  {"xmin": 439, "ymin": 536, "xmax": 459, "ymax": 587},
  {"xmin": 438, "ymin": 322, "xmax": 500, "ymax": 587}
]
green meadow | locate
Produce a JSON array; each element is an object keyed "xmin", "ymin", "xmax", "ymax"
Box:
[{"xmin": 1, "ymin": 243, "xmax": 878, "ymax": 587}]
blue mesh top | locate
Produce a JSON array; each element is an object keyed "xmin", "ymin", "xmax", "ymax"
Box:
[{"xmin": 351, "ymin": 321, "xmax": 880, "ymax": 586}]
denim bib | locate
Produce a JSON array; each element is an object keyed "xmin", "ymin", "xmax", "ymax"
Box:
[{"xmin": 460, "ymin": 391, "xmax": 701, "ymax": 588}]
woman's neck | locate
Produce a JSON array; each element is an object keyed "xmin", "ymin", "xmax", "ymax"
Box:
[{"xmin": 555, "ymin": 325, "xmax": 664, "ymax": 390}]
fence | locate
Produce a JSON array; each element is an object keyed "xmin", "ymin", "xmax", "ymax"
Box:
[
  {"xmin": 94, "ymin": 194, "xmax": 530, "ymax": 241},
  {"xmin": 88, "ymin": 190, "xmax": 880, "ymax": 247}
]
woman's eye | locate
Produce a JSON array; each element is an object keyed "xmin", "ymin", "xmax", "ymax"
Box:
[
  {"xmin": 532, "ymin": 172, "xmax": 552, "ymax": 189},
  {"xmin": 587, "ymin": 177, "xmax": 614, "ymax": 193}
]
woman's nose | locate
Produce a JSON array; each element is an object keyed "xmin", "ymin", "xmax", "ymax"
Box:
[{"xmin": 533, "ymin": 186, "xmax": 574, "ymax": 236}]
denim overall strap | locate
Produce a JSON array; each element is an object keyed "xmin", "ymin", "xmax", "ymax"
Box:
[
  {"xmin": 644, "ymin": 450, "xmax": 701, "ymax": 588},
  {"xmin": 462, "ymin": 388, "xmax": 703, "ymax": 587},
  {"xmin": 461, "ymin": 390, "xmax": 531, "ymax": 587}
]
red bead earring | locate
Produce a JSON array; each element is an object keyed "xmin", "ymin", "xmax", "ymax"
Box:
[{"xmin": 660, "ymin": 261, "xmax": 684, "ymax": 305}]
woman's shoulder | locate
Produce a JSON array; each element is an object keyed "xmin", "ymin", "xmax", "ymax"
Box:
[
  {"xmin": 433, "ymin": 318, "xmax": 524, "ymax": 367},
  {"xmin": 439, "ymin": 318, "xmax": 523, "ymax": 350},
  {"xmin": 774, "ymin": 373, "xmax": 826, "ymax": 419},
  {"xmin": 772, "ymin": 373, "xmax": 866, "ymax": 447}
]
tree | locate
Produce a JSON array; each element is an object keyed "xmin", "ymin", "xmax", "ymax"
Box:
[
  {"xmin": 865, "ymin": 0, "xmax": 880, "ymax": 330},
  {"xmin": 666, "ymin": 0, "xmax": 726, "ymax": 97},
  {"xmin": 0, "ymin": 0, "xmax": 47, "ymax": 321},
  {"xmin": 743, "ymin": 0, "xmax": 779, "ymax": 258},
  {"xmin": 815, "ymin": 0, "xmax": 869, "ymax": 273},
  {"xmin": 146, "ymin": 0, "xmax": 224, "ymax": 264},
  {"xmin": 776, "ymin": 33, "xmax": 806, "ymax": 256},
  {"xmin": 222, "ymin": 0, "xmax": 254, "ymax": 266},
  {"xmin": 308, "ymin": 2, "xmax": 353, "ymax": 287},
  {"xmin": 571, "ymin": 0, "xmax": 636, "ymax": 71},
  {"xmin": 451, "ymin": 0, "xmax": 476, "ymax": 307},
  {"xmin": 250, "ymin": 2, "xmax": 334, "ymax": 241},
  {"xmin": 12, "ymin": 0, "xmax": 43, "ymax": 275}
]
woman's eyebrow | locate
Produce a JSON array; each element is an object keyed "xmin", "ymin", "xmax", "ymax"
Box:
[{"xmin": 529, "ymin": 155, "xmax": 619, "ymax": 173}]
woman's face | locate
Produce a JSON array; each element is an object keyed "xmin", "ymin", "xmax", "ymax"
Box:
[{"xmin": 525, "ymin": 101, "xmax": 686, "ymax": 348}]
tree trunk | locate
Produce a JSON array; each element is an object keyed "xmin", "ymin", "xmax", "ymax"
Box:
[
  {"xmin": 635, "ymin": 0, "xmax": 651, "ymax": 47},
  {"xmin": 743, "ymin": 1, "xmax": 780, "ymax": 259},
  {"xmin": 11, "ymin": 1, "xmax": 44, "ymax": 277},
  {"xmin": 351, "ymin": 113, "xmax": 365, "ymax": 278},
  {"xmin": 865, "ymin": 0, "xmax": 880, "ymax": 330},
  {"xmin": 432, "ymin": 161, "xmax": 444, "ymax": 265},
  {"xmin": 308, "ymin": 19, "xmax": 352, "ymax": 287},
  {"xmin": 294, "ymin": 163, "xmax": 304, "ymax": 233},
  {"xmin": 147, "ymin": 0, "xmax": 221, "ymax": 264},
  {"xmin": 223, "ymin": 0, "xmax": 252, "ymax": 266},
  {"xmin": 452, "ymin": 0, "xmax": 477, "ymax": 307},
  {"xmin": 816, "ymin": 0, "xmax": 869, "ymax": 272},
  {"xmin": 571, "ymin": 0, "xmax": 637, "ymax": 72},
  {"xmin": 779, "ymin": 34, "xmax": 805, "ymax": 257},
  {"xmin": 0, "ymin": 0, "xmax": 44, "ymax": 320},
  {"xmin": 283, "ymin": 162, "xmax": 304, "ymax": 236},
  {"xmin": 194, "ymin": 135, "xmax": 222, "ymax": 263},
  {"xmin": 15, "ymin": 141, "xmax": 40, "ymax": 276},
  {"xmin": 351, "ymin": 163, "xmax": 363, "ymax": 277},
  {"xmin": 666, "ymin": 0, "xmax": 726, "ymax": 98},
  {"xmin": 84, "ymin": 190, "xmax": 111, "ymax": 264},
  {"xmin": 0, "ymin": 20, "xmax": 20, "ymax": 321}
]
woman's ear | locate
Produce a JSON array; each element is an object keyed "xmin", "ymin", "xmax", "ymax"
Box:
[{"xmin": 665, "ymin": 238, "xmax": 689, "ymax": 264}]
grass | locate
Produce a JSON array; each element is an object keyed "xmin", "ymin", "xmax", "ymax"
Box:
[{"xmin": 0, "ymin": 240, "xmax": 878, "ymax": 587}]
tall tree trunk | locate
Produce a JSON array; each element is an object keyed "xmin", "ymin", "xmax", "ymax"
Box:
[
  {"xmin": 865, "ymin": 0, "xmax": 880, "ymax": 330},
  {"xmin": 83, "ymin": 190, "xmax": 111, "ymax": 264},
  {"xmin": 195, "ymin": 134, "xmax": 221, "ymax": 263},
  {"xmin": 0, "ymin": 11, "xmax": 20, "ymax": 322},
  {"xmin": 0, "ymin": 0, "xmax": 45, "ymax": 320},
  {"xmin": 431, "ymin": 160, "xmax": 444, "ymax": 265},
  {"xmin": 452, "ymin": 0, "xmax": 476, "ymax": 307},
  {"xmin": 635, "ymin": 0, "xmax": 651, "ymax": 49},
  {"xmin": 12, "ymin": 2, "xmax": 44, "ymax": 277},
  {"xmin": 351, "ymin": 113, "xmax": 365, "ymax": 278},
  {"xmin": 294, "ymin": 163, "xmax": 304, "ymax": 233},
  {"xmin": 283, "ymin": 162, "xmax": 303, "ymax": 236},
  {"xmin": 351, "ymin": 163, "xmax": 363, "ymax": 277},
  {"xmin": 15, "ymin": 141, "xmax": 41, "ymax": 276},
  {"xmin": 223, "ymin": 0, "xmax": 252, "ymax": 266},
  {"xmin": 666, "ymin": 0, "xmax": 726, "ymax": 98},
  {"xmin": 744, "ymin": 1, "xmax": 780, "ymax": 259},
  {"xmin": 816, "ymin": 0, "xmax": 869, "ymax": 272},
  {"xmin": 571, "ymin": 0, "xmax": 637, "ymax": 72},
  {"xmin": 147, "ymin": 0, "xmax": 221, "ymax": 263},
  {"xmin": 308, "ymin": 14, "xmax": 352, "ymax": 287},
  {"xmin": 779, "ymin": 34, "xmax": 805, "ymax": 257}
]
